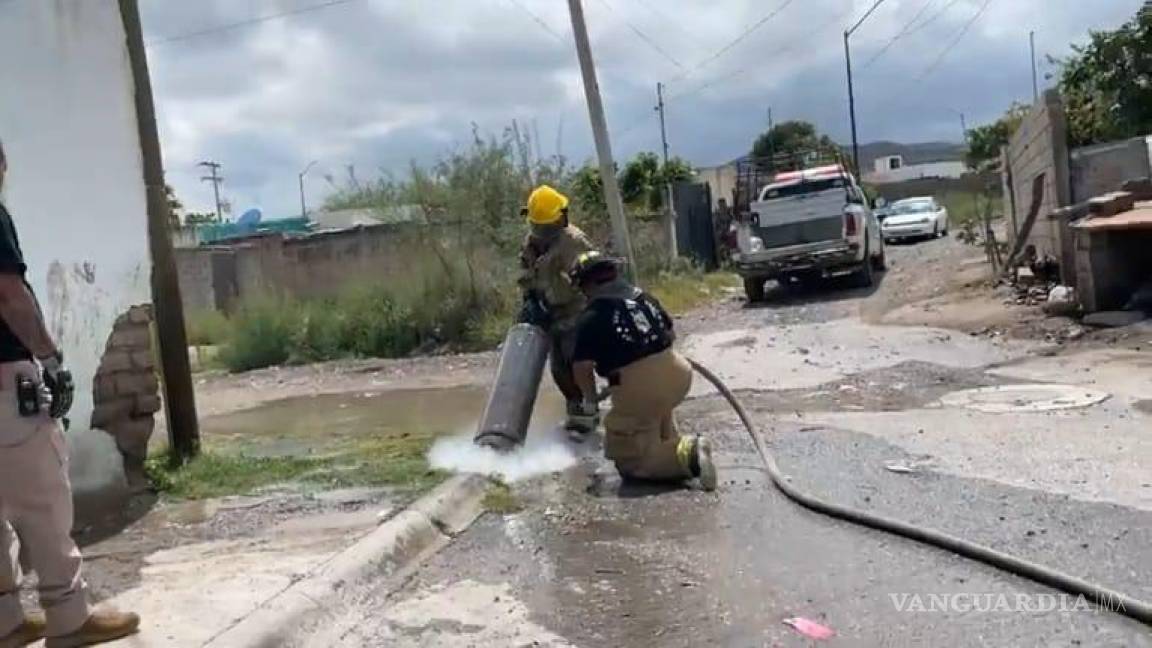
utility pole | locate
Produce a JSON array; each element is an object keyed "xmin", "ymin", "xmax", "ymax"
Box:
[
  {"xmin": 655, "ymin": 82, "xmax": 677, "ymax": 258},
  {"xmin": 298, "ymin": 160, "xmax": 317, "ymax": 219},
  {"xmin": 567, "ymin": 0, "xmax": 636, "ymax": 274},
  {"xmin": 844, "ymin": 0, "xmax": 889, "ymax": 175},
  {"xmin": 766, "ymin": 106, "xmax": 775, "ymax": 166},
  {"xmin": 844, "ymin": 32, "xmax": 860, "ymax": 174},
  {"xmin": 198, "ymin": 160, "xmax": 224, "ymax": 222},
  {"xmin": 119, "ymin": 0, "xmax": 200, "ymax": 463},
  {"xmin": 1029, "ymin": 31, "xmax": 1039, "ymax": 102}
]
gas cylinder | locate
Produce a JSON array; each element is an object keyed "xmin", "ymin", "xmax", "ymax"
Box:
[{"xmin": 473, "ymin": 323, "xmax": 551, "ymax": 451}]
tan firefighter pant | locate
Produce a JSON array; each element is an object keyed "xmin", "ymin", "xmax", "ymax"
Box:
[
  {"xmin": 0, "ymin": 361, "xmax": 89, "ymax": 638},
  {"xmin": 604, "ymin": 349, "xmax": 694, "ymax": 481}
]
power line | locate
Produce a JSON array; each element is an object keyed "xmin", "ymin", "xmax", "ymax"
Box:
[
  {"xmin": 859, "ymin": 0, "xmax": 938, "ymax": 70},
  {"xmin": 627, "ymin": 0, "xmax": 710, "ymax": 50},
  {"xmin": 595, "ymin": 0, "xmax": 685, "ymax": 70},
  {"xmin": 147, "ymin": 0, "xmax": 364, "ymax": 47},
  {"xmin": 506, "ymin": 0, "xmax": 569, "ymax": 42},
  {"xmin": 918, "ymin": 0, "xmax": 995, "ymax": 80},
  {"xmin": 667, "ymin": 1, "xmax": 854, "ymax": 103},
  {"xmin": 904, "ymin": 0, "xmax": 965, "ymax": 37},
  {"xmin": 668, "ymin": 0, "xmax": 797, "ymax": 83},
  {"xmin": 847, "ymin": 0, "xmax": 890, "ymax": 36}
]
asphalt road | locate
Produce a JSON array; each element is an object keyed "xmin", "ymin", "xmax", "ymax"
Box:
[{"xmin": 294, "ymin": 237, "xmax": 1152, "ymax": 648}]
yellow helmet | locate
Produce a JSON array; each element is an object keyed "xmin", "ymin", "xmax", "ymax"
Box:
[{"xmin": 525, "ymin": 185, "xmax": 569, "ymax": 225}]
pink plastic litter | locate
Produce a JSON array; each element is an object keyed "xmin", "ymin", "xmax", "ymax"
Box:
[{"xmin": 783, "ymin": 617, "xmax": 835, "ymax": 640}]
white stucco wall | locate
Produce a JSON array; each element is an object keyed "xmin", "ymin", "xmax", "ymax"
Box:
[
  {"xmin": 864, "ymin": 160, "xmax": 967, "ymax": 185},
  {"xmin": 0, "ymin": 1, "xmax": 152, "ymax": 494}
]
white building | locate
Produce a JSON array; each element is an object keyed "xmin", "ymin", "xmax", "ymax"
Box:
[{"xmin": 864, "ymin": 154, "xmax": 966, "ymax": 185}]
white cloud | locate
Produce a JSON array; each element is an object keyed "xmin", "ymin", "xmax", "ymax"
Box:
[{"xmin": 138, "ymin": 0, "xmax": 1145, "ymax": 217}]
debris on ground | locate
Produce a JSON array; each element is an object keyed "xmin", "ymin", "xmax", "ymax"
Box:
[
  {"xmin": 783, "ymin": 617, "xmax": 835, "ymax": 640},
  {"xmin": 1043, "ymin": 285, "xmax": 1078, "ymax": 316},
  {"xmin": 884, "ymin": 462, "xmax": 918, "ymax": 474}
]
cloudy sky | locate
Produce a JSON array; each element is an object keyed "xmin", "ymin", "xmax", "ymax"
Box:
[{"xmin": 139, "ymin": 0, "xmax": 1143, "ymax": 219}]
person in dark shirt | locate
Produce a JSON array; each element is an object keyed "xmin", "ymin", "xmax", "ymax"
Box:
[
  {"xmin": 0, "ymin": 139, "xmax": 140, "ymax": 646},
  {"xmin": 569, "ymin": 251, "xmax": 717, "ymax": 490}
]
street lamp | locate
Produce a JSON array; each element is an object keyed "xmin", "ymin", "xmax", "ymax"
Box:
[
  {"xmin": 844, "ymin": 0, "xmax": 889, "ymax": 175},
  {"xmin": 298, "ymin": 160, "xmax": 318, "ymax": 219}
]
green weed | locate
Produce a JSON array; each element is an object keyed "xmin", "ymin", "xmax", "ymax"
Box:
[
  {"xmin": 482, "ymin": 481, "xmax": 523, "ymax": 514},
  {"xmin": 187, "ymin": 310, "xmax": 231, "ymax": 347}
]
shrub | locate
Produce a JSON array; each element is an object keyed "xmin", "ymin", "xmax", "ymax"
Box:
[
  {"xmin": 187, "ymin": 309, "xmax": 231, "ymax": 347},
  {"xmin": 217, "ymin": 298, "xmax": 298, "ymax": 372}
]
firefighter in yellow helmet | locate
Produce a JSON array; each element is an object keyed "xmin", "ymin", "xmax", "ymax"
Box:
[
  {"xmin": 518, "ymin": 185, "xmax": 595, "ymax": 435},
  {"xmin": 568, "ymin": 251, "xmax": 717, "ymax": 490}
]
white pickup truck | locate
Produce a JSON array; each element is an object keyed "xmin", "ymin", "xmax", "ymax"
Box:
[{"xmin": 732, "ymin": 164, "xmax": 886, "ymax": 302}]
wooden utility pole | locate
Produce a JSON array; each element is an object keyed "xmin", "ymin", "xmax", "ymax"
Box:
[
  {"xmin": 1029, "ymin": 31, "xmax": 1039, "ymax": 102},
  {"xmin": 567, "ymin": 0, "xmax": 636, "ymax": 274},
  {"xmin": 298, "ymin": 160, "xmax": 317, "ymax": 219},
  {"xmin": 655, "ymin": 82, "xmax": 677, "ymax": 258},
  {"xmin": 119, "ymin": 0, "xmax": 200, "ymax": 463},
  {"xmin": 198, "ymin": 160, "xmax": 224, "ymax": 222}
]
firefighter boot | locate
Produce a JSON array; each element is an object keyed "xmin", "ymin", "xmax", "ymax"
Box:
[
  {"xmin": 677, "ymin": 435, "xmax": 717, "ymax": 491},
  {"xmin": 566, "ymin": 400, "xmax": 599, "ymax": 441},
  {"xmin": 45, "ymin": 610, "xmax": 140, "ymax": 648},
  {"xmin": 0, "ymin": 614, "xmax": 46, "ymax": 648}
]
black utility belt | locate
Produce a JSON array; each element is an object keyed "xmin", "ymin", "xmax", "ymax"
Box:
[{"xmin": 15, "ymin": 373, "xmax": 40, "ymax": 416}]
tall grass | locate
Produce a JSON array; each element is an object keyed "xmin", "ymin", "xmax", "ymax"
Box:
[{"xmin": 214, "ymin": 250, "xmax": 515, "ymax": 372}]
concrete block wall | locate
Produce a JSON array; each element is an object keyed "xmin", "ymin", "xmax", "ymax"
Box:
[
  {"xmin": 175, "ymin": 248, "xmax": 214, "ymax": 313},
  {"xmin": 1003, "ymin": 90, "xmax": 1072, "ymax": 259},
  {"xmin": 1075, "ymin": 229, "xmax": 1152, "ymax": 312},
  {"xmin": 174, "ymin": 220, "xmax": 671, "ymax": 315},
  {"xmin": 90, "ymin": 304, "xmax": 160, "ymax": 490},
  {"xmin": 1070, "ymin": 136, "xmax": 1152, "ymax": 204}
]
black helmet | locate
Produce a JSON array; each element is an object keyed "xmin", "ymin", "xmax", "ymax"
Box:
[{"xmin": 569, "ymin": 250, "xmax": 620, "ymax": 286}]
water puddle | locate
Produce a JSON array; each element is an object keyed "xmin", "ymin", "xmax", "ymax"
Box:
[{"xmin": 201, "ymin": 386, "xmax": 573, "ymax": 482}]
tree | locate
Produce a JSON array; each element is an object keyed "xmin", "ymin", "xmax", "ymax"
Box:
[
  {"xmin": 965, "ymin": 103, "xmax": 1030, "ymax": 169},
  {"xmin": 751, "ymin": 121, "xmax": 839, "ymax": 171},
  {"xmin": 569, "ymin": 163, "xmax": 607, "ymax": 225},
  {"xmin": 661, "ymin": 157, "xmax": 694, "ymax": 185},
  {"xmin": 165, "ymin": 183, "xmax": 182, "ymax": 228},
  {"xmin": 183, "ymin": 212, "xmax": 219, "ymax": 225},
  {"xmin": 1054, "ymin": 5, "xmax": 1152, "ymax": 147},
  {"xmin": 619, "ymin": 153, "xmax": 696, "ymax": 211},
  {"xmin": 619, "ymin": 152, "xmax": 661, "ymax": 209}
]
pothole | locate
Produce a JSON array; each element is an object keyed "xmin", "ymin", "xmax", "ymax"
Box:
[{"xmin": 938, "ymin": 384, "xmax": 1111, "ymax": 413}]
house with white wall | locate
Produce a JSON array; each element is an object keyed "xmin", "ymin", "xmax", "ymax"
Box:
[{"xmin": 864, "ymin": 154, "xmax": 966, "ymax": 185}]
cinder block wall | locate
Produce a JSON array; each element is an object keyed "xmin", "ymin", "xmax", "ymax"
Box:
[
  {"xmin": 1002, "ymin": 90, "xmax": 1072, "ymax": 258},
  {"xmin": 1075, "ymin": 229, "xmax": 1152, "ymax": 312},
  {"xmin": 90, "ymin": 304, "xmax": 160, "ymax": 490}
]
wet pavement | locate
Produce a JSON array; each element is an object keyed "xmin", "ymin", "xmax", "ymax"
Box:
[{"xmin": 289, "ymin": 237, "xmax": 1152, "ymax": 647}]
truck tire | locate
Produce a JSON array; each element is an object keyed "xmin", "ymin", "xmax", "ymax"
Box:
[
  {"xmin": 872, "ymin": 244, "xmax": 887, "ymax": 272},
  {"xmin": 850, "ymin": 245, "xmax": 875, "ymax": 288},
  {"xmin": 744, "ymin": 276, "xmax": 767, "ymax": 302}
]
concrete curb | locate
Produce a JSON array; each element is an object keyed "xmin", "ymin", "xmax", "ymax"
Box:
[{"xmin": 202, "ymin": 474, "xmax": 489, "ymax": 648}]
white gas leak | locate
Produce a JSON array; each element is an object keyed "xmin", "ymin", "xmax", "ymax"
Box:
[{"xmin": 428, "ymin": 424, "xmax": 586, "ymax": 483}]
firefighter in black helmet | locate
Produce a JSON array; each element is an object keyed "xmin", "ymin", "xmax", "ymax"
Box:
[{"xmin": 568, "ymin": 252, "xmax": 717, "ymax": 490}]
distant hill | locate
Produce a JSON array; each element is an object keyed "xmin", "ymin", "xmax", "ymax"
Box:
[{"xmin": 845, "ymin": 141, "xmax": 967, "ymax": 171}]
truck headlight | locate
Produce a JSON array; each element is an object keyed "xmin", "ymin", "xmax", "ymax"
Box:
[{"xmin": 749, "ymin": 236, "xmax": 764, "ymax": 253}]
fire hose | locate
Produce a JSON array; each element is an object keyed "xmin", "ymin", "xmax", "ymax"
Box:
[{"xmin": 686, "ymin": 358, "xmax": 1152, "ymax": 627}]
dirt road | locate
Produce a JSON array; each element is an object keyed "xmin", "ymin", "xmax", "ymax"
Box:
[{"xmin": 289, "ymin": 235, "xmax": 1152, "ymax": 647}]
